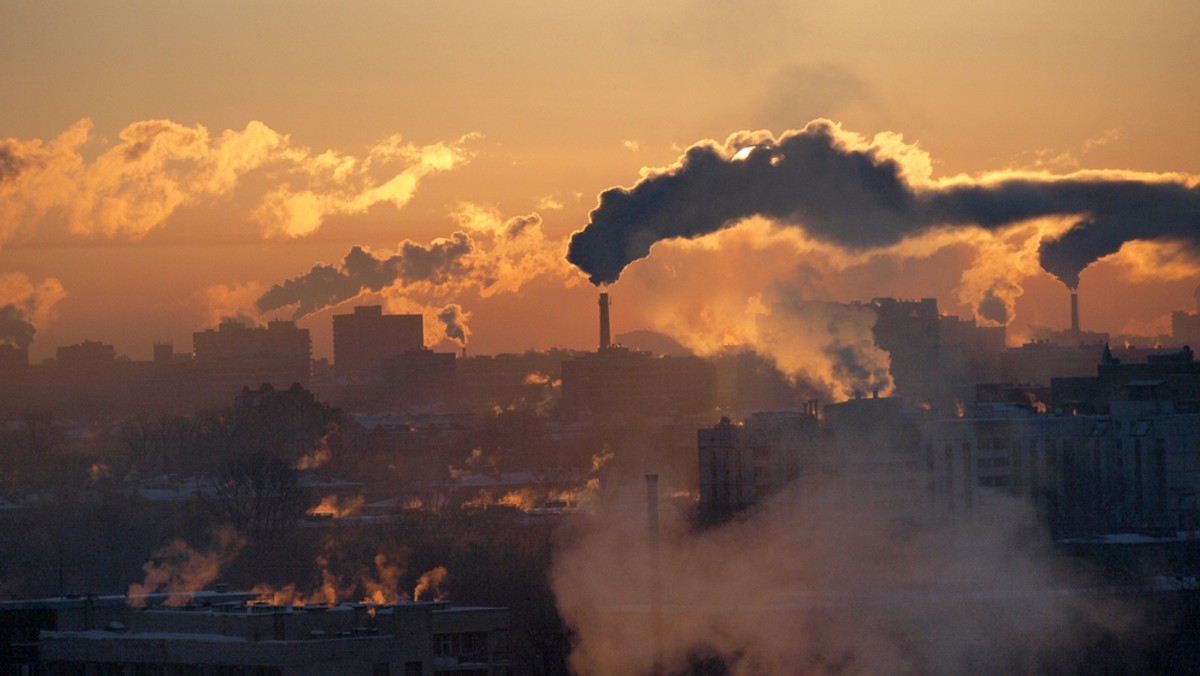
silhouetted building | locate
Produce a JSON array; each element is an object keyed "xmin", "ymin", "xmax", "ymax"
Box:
[
  {"xmin": 560, "ymin": 294, "xmax": 716, "ymax": 416},
  {"xmin": 0, "ymin": 591, "xmax": 511, "ymax": 676},
  {"xmin": 54, "ymin": 340, "xmax": 117, "ymax": 372},
  {"xmin": 0, "ymin": 343, "xmax": 28, "ymax": 375},
  {"xmin": 560, "ymin": 347, "xmax": 716, "ymax": 416},
  {"xmin": 1001, "ymin": 341, "xmax": 1108, "ymax": 386},
  {"xmin": 698, "ymin": 409, "xmax": 819, "ymax": 522},
  {"xmin": 334, "ymin": 305, "xmax": 424, "ymax": 380},
  {"xmin": 1051, "ymin": 345, "xmax": 1200, "ymax": 414},
  {"xmin": 193, "ymin": 318, "xmax": 311, "ymax": 391}
]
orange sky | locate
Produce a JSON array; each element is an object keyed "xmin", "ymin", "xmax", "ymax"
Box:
[{"xmin": 2, "ymin": 1, "xmax": 1199, "ymax": 362}]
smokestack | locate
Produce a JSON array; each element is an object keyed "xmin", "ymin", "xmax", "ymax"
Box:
[
  {"xmin": 1070, "ymin": 291, "xmax": 1080, "ymax": 333},
  {"xmin": 646, "ymin": 473, "xmax": 664, "ymax": 676},
  {"xmin": 599, "ymin": 292, "xmax": 611, "ymax": 351}
]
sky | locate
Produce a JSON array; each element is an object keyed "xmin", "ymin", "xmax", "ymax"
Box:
[{"xmin": 2, "ymin": 0, "xmax": 1199, "ymax": 364}]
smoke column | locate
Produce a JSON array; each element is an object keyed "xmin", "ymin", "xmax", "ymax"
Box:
[
  {"xmin": 566, "ymin": 120, "xmax": 1200, "ymax": 290},
  {"xmin": 0, "ymin": 304, "xmax": 35, "ymax": 348}
]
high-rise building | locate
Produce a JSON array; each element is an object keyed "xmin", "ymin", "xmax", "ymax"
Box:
[
  {"xmin": 192, "ymin": 318, "xmax": 311, "ymax": 390},
  {"xmin": 334, "ymin": 305, "xmax": 424, "ymax": 380}
]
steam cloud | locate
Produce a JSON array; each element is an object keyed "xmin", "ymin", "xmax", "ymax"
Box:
[
  {"xmin": 554, "ymin": 477, "xmax": 1135, "ymax": 675},
  {"xmin": 566, "ymin": 119, "xmax": 1200, "ymax": 290},
  {"xmin": 0, "ymin": 119, "xmax": 474, "ymax": 244},
  {"xmin": 127, "ymin": 527, "xmax": 245, "ymax": 607},
  {"xmin": 0, "ymin": 273, "xmax": 67, "ymax": 348}
]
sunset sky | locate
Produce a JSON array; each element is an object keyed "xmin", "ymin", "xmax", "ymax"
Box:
[{"xmin": 3, "ymin": 1, "xmax": 1199, "ymax": 363}]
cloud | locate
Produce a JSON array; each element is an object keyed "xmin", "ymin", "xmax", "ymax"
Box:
[
  {"xmin": 757, "ymin": 63, "xmax": 874, "ymax": 128},
  {"xmin": 0, "ymin": 273, "xmax": 67, "ymax": 348},
  {"xmin": 0, "ymin": 119, "xmax": 475, "ymax": 245},
  {"xmin": 566, "ymin": 119, "xmax": 1200, "ymax": 291}
]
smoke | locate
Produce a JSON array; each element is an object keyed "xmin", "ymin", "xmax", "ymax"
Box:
[
  {"xmin": 127, "ymin": 527, "xmax": 245, "ymax": 607},
  {"xmin": 413, "ymin": 565, "xmax": 449, "ymax": 602},
  {"xmin": 256, "ymin": 233, "xmax": 475, "ymax": 319},
  {"xmin": 0, "ymin": 305, "xmax": 35, "ymax": 349},
  {"xmin": 566, "ymin": 119, "xmax": 1200, "ymax": 291},
  {"xmin": 0, "ymin": 273, "xmax": 67, "ymax": 348},
  {"xmin": 553, "ymin": 477, "xmax": 1135, "ymax": 675},
  {"xmin": 199, "ymin": 280, "xmax": 269, "ymax": 328},
  {"xmin": 0, "ymin": 119, "xmax": 474, "ymax": 244},
  {"xmin": 619, "ymin": 220, "xmax": 893, "ymax": 401},
  {"xmin": 437, "ymin": 303, "xmax": 471, "ymax": 345}
]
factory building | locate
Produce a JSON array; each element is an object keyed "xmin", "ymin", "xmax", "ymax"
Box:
[
  {"xmin": 1, "ymin": 592, "xmax": 510, "ymax": 676},
  {"xmin": 559, "ymin": 294, "xmax": 716, "ymax": 416}
]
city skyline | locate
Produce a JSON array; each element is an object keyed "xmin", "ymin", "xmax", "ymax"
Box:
[{"xmin": 2, "ymin": 1, "xmax": 1199, "ymax": 373}]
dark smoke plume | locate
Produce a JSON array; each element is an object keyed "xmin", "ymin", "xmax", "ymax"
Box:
[
  {"xmin": 566, "ymin": 120, "xmax": 1200, "ymax": 289},
  {"xmin": 257, "ymin": 233, "xmax": 474, "ymax": 318},
  {"xmin": 437, "ymin": 304, "xmax": 470, "ymax": 345},
  {"xmin": 0, "ymin": 144, "xmax": 23, "ymax": 182},
  {"xmin": 0, "ymin": 304, "xmax": 36, "ymax": 348}
]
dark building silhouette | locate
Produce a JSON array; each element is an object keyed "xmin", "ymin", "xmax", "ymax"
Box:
[
  {"xmin": 0, "ymin": 591, "xmax": 511, "ymax": 676},
  {"xmin": 861, "ymin": 297, "xmax": 1004, "ymax": 409},
  {"xmin": 698, "ymin": 409, "xmax": 819, "ymax": 522},
  {"xmin": 334, "ymin": 305, "xmax": 424, "ymax": 380},
  {"xmin": 193, "ymin": 318, "xmax": 311, "ymax": 391},
  {"xmin": 54, "ymin": 340, "xmax": 117, "ymax": 372},
  {"xmin": 560, "ymin": 295, "xmax": 715, "ymax": 415}
]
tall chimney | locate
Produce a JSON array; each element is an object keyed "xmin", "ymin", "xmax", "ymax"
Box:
[
  {"xmin": 599, "ymin": 292, "xmax": 611, "ymax": 351},
  {"xmin": 646, "ymin": 473, "xmax": 664, "ymax": 676},
  {"xmin": 1070, "ymin": 291, "xmax": 1080, "ymax": 333}
]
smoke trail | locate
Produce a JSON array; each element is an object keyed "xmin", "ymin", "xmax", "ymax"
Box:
[
  {"xmin": 0, "ymin": 273, "xmax": 66, "ymax": 347},
  {"xmin": 0, "ymin": 305, "xmax": 35, "ymax": 349},
  {"xmin": 257, "ymin": 206, "xmax": 574, "ymax": 322},
  {"xmin": 256, "ymin": 234, "xmax": 475, "ymax": 318},
  {"xmin": 566, "ymin": 120, "xmax": 1200, "ymax": 290}
]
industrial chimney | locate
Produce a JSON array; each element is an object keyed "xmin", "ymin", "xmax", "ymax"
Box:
[
  {"xmin": 599, "ymin": 292, "xmax": 611, "ymax": 351},
  {"xmin": 646, "ymin": 473, "xmax": 664, "ymax": 676},
  {"xmin": 1070, "ymin": 291, "xmax": 1080, "ymax": 333}
]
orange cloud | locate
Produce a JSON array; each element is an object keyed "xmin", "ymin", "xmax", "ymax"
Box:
[{"xmin": 0, "ymin": 119, "xmax": 475, "ymax": 244}]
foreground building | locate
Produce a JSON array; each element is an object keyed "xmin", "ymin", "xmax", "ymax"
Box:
[{"xmin": 1, "ymin": 592, "xmax": 510, "ymax": 676}]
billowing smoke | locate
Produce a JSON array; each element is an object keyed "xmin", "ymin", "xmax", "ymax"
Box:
[
  {"xmin": 256, "ymin": 206, "xmax": 574, "ymax": 345},
  {"xmin": 0, "ymin": 305, "xmax": 35, "ymax": 349},
  {"xmin": 437, "ymin": 303, "xmax": 471, "ymax": 345},
  {"xmin": 0, "ymin": 119, "xmax": 474, "ymax": 244},
  {"xmin": 619, "ymin": 222, "xmax": 894, "ymax": 401},
  {"xmin": 554, "ymin": 476, "xmax": 1136, "ymax": 675},
  {"xmin": 0, "ymin": 272, "xmax": 66, "ymax": 348},
  {"xmin": 566, "ymin": 119, "xmax": 1200, "ymax": 291},
  {"xmin": 127, "ymin": 527, "xmax": 245, "ymax": 607},
  {"xmin": 256, "ymin": 233, "xmax": 475, "ymax": 318},
  {"xmin": 976, "ymin": 290, "xmax": 1011, "ymax": 325}
]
